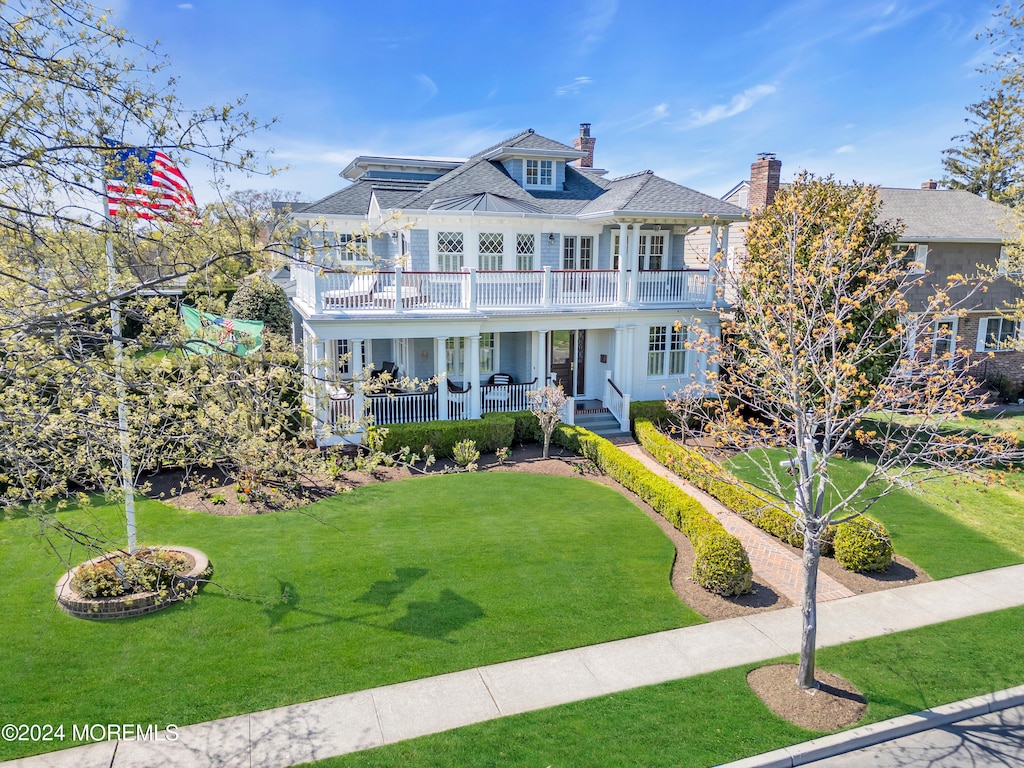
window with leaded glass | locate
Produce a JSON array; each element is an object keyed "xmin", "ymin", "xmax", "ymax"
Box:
[
  {"xmin": 479, "ymin": 232, "xmax": 503, "ymax": 271},
  {"xmin": 516, "ymin": 234, "xmax": 535, "ymax": 270},
  {"xmin": 436, "ymin": 231, "xmax": 464, "ymax": 271}
]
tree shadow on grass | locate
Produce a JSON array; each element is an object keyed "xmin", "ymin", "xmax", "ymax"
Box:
[
  {"xmin": 354, "ymin": 567, "xmax": 428, "ymax": 608},
  {"xmin": 386, "ymin": 588, "xmax": 485, "ymax": 643}
]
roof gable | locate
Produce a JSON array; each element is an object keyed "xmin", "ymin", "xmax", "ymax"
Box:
[{"xmin": 877, "ymin": 188, "xmax": 1016, "ymax": 242}]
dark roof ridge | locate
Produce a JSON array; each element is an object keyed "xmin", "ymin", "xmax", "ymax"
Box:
[
  {"xmin": 470, "ymin": 129, "xmax": 536, "ymax": 159},
  {"xmin": 608, "ymin": 169, "xmax": 654, "ymax": 182}
]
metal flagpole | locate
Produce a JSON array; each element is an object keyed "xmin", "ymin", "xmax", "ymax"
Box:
[{"xmin": 102, "ymin": 153, "xmax": 137, "ymax": 555}]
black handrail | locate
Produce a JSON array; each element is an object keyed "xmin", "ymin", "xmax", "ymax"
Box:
[{"xmin": 607, "ymin": 377, "xmax": 623, "ymax": 398}]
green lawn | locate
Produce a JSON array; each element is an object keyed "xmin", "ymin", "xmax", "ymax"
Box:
[
  {"xmin": 726, "ymin": 451, "xmax": 1024, "ymax": 579},
  {"xmin": 0, "ymin": 473, "xmax": 700, "ymax": 760},
  {"xmin": 314, "ymin": 606, "xmax": 1024, "ymax": 767}
]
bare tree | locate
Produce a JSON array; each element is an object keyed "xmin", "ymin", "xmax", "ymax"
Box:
[
  {"xmin": 527, "ymin": 385, "xmax": 569, "ymax": 459},
  {"xmin": 670, "ymin": 174, "xmax": 1021, "ymax": 690}
]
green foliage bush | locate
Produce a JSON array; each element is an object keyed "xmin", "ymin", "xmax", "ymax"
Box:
[
  {"xmin": 378, "ymin": 415, "xmax": 515, "ymax": 458},
  {"xmin": 226, "ymin": 275, "xmax": 292, "ymax": 337},
  {"xmin": 453, "ymin": 439, "xmax": 480, "ymax": 470},
  {"xmin": 833, "ymin": 517, "xmax": 893, "ymax": 572},
  {"xmin": 553, "ymin": 424, "xmax": 752, "ymax": 595},
  {"xmin": 72, "ymin": 549, "xmax": 190, "ymax": 598},
  {"xmin": 634, "ymin": 417, "xmax": 893, "ymax": 571}
]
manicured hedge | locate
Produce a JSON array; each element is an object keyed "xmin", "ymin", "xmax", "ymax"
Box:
[
  {"xmin": 633, "ymin": 416, "xmax": 894, "ymax": 572},
  {"xmin": 553, "ymin": 424, "xmax": 752, "ymax": 596},
  {"xmin": 377, "ymin": 415, "xmax": 515, "ymax": 458}
]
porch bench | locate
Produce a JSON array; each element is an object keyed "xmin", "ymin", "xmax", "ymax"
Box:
[{"xmin": 322, "ymin": 274, "xmax": 376, "ymax": 308}]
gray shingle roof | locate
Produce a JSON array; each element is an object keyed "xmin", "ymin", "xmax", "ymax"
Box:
[
  {"xmin": 878, "ymin": 188, "xmax": 1017, "ymax": 242},
  {"xmin": 429, "ymin": 192, "xmax": 544, "ymax": 213},
  {"xmin": 580, "ymin": 172, "xmax": 745, "ymax": 218},
  {"xmin": 470, "ymin": 129, "xmax": 579, "ymax": 159},
  {"xmin": 298, "ymin": 179, "xmax": 429, "ymax": 216}
]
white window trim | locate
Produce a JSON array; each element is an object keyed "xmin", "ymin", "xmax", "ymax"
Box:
[
  {"xmin": 907, "ymin": 243, "xmax": 928, "ymax": 275},
  {"xmin": 976, "ymin": 316, "xmax": 1020, "ymax": 352},
  {"xmin": 446, "ymin": 334, "xmax": 499, "ymax": 377},
  {"xmin": 562, "ymin": 235, "xmax": 594, "ymax": 270},
  {"xmin": 524, "ymin": 158, "xmax": 557, "ymax": 190},
  {"xmin": 433, "ymin": 230, "xmax": 465, "ymax": 272},
  {"xmin": 638, "ymin": 232, "xmax": 668, "ymax": 271},
  {"xmin": 930, "ymin": 316, "xmax": 958, "ymax": 360},
  {"xmin": 647, "ymin": 324, "xmax": 688, "ymax": 379}
]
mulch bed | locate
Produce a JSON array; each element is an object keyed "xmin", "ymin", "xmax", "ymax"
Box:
[{"xmin": 142, "ymin": 442, "xmax": 927, "ymax": 623}]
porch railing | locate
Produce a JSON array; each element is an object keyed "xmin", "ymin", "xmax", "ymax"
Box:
[
  {"xmin": 480, "ymin": 378, "xmax": 538, "ymax": 414},
  {"xmin": 603, "ymin": 371, "xmax": 630, "ymax": 431},
  {"xmin": 295, "ymin": 266, "xmax": 711, "ymax": 313}
]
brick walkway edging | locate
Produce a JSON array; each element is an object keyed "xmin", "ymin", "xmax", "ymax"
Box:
[{"xmin": 616, "ymin": 442, "xmax": 855, "ymax": 604}]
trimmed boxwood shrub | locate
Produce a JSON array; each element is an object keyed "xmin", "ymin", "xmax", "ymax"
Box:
[
  {"xmin": 833, "ymin": 517, "xmax": 893, "ymax": 572},
  {"xmin": 377, "ymin": 415, "xmax": 515, "ymax": 459},
  {"xmin": 553, "ymin": 423, "xmax": 752, "ymax": 596},
  {"xmin": 634, "ymin": 417, "xmax": 893, "ymax": 572}
]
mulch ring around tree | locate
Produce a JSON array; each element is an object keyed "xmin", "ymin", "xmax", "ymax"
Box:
[{"xmin": 747, "ymin": 663, "xmax": 867, "ymax": 731}]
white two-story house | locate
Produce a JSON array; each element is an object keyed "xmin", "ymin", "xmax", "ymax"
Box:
[{"xmin": 289, "ymin": 124, "xmax": 744, "ymax": 444}]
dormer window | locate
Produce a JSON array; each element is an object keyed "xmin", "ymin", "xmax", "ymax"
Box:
[{"xmin": 525, "ymin": 159, "xmax": 554, "ymax": 188}]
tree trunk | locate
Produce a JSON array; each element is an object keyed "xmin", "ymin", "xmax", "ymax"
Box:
[
  {"xmin": 797, "ymin": 525, "xmax": 821, "ymax": 689},
  {"xmin": 543, "ymin": 432, "xmax": 551, "ymax": 459}
]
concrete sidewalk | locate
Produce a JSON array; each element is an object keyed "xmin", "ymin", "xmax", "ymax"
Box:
[{"xmin": 5, "ymin": 563, "xmax": 1024, "ymax": 768}]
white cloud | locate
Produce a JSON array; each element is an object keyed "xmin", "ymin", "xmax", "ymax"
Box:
[
  {"xmin": 177, "ymin": 3, "xmax": 193, "ymax": 9},
  {"xmin": 608, "ymin": 102, "xmax": 670, "ymax": 133},
  {"xmin": 414, "ymin": 74, "xmax": 438, "ymax": 103},
  {"xmin": 579, "ymin": 0, "xmax": 618, "ymax": 54},
  {"xmin": 556, "ymin": 77, "xmax": 594, "ymax": 96},
  {"xmin": 685, "ymin": 84, "xmax": 776, "ymax": 128},
  {"xmin": 836, "ymin": 144, "xmax": 856, "ymax": 154}
]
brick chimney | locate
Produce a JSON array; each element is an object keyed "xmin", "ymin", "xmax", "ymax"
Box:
[
  {"xmin": 748, "ymin": 152, "xmax": 782, "ymax": 211},
  {"xmin": 573, "ymin": 123, "xmax": 596, "ymax": 168},
  {"xmin": 921, "ymin": 179, "xmax": 938, "ymax": 190}
]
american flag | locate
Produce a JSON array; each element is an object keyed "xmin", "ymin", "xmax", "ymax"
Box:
[{"xmin": 104, "ymin": 140, "xmax": 201, "ymax": 224}]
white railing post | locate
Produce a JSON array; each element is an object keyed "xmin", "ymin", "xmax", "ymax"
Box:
[
  {"xmin": 436, "ymin": 336, "xmax": 448, "ymax": 421},
  {"xmin": 394, "ymin": 267, "xmax": 404, "ymax": 313},
  {"xmin": 468, "ymin": 268, "xmax": 477, "ymax": 312},
  {"xmin": 542, "ymin": 266, "xmax": 552, "ymax": 306},
  {"xmin": 313, "ymin": 269, "xmax": 325, "ymax": 313},
  {"xmin": 603, "ymin": 369, "xmax": 612, "ymax": 405},
  {"xmin": 620, "ymin": 394, "xmax": 631, "ymax": 431}
]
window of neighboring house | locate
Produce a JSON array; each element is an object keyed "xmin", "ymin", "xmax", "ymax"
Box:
[
  {"xmin": 997, "ymin": 245, "xmax": 1023, "ymax": 276},
  {"xmin": 516, "ymin": 233, "xmax": 535, "ymax": 270},
  {"xmin": 562, "ymin": 236, "xmax": 594, "ymax": 269},
  {"xmin": 613, "ymin": 233, "xmax": 620, "ymax": 270},
  {"xmin": 977, "ymin": 317, "xmax": 1020, "ymax": 352},
  {"xmin": 931, "ymin": 318, "xmax": 957, "ymax": 360},
  {"xmin": 479, "ymin": 232, "xmax": 503, "ymax": 271},
  {"xmin": 446, "ymin": 335, "xmax": 496, "ymax": 378},
  {"xmin": 436, "ymin": 231, "xmax": 464, "ymax": 271},
  {"xmin": 647, "ymin": 325, "xmax": 687, "ymax": 377},
  {"xmin": 525, "ymin": 159, "xmax": 554, "ymax": 188},
  {"xmin": 899, "ymin": 243, "xmax": 928, "ymax": 274}
]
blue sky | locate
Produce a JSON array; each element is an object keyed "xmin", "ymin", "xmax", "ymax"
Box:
[{"xmin": 110, "ymin": 0, "xmax": 1000, "ymax": 205}]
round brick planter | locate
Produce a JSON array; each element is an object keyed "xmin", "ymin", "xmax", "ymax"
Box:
[{"xmin": 55, "ymin": 546, "xmax": 211, "ymax": 620}]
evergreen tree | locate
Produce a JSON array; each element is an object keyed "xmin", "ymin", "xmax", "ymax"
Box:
[{"xmin": 942, "ymin": 89, "xmax": 1024, "ymax": 205}]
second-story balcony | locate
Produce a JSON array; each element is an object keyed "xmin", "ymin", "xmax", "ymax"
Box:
[{"xmin": 293, "ymin": 265, "xmax": 713, "ymax": 315}]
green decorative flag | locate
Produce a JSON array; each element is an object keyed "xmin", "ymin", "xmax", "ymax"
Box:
[{"xmin": 180, "ymin": 305, "xmax": 263, "ymax": 356}]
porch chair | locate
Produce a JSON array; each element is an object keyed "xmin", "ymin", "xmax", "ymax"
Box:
[{"xmin": 322, "ymin": 273, "xmax": 376, "ymax": 308}]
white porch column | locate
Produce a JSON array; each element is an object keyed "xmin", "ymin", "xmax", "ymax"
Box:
[
  {"xmin": 617, "ymin": 222, "xmax": 628, "ymax": 305},
  {"xmin": 435, "ymin": 336, "xmax": 449, "ymax": 420},
  {"xmin": 628, "ymin": 224, "xmax": 641, "ymax": 305},
  {"xmin": 532, "ymin": 330, "xmax": 545, "ymax": 384},
  {"xmin": 313, "ymin": 338, "xmax": 328, "ymax": 436},
  {"xmin": 707, "ymin": 224, "xmax": 720, "ymax": 303},
  {"xmin": 624, "ymin": 325, "xmax": 636, "ymax": 395},
  {"xmin": 612, "ymin": 326, "xmax": 624, "ymax": 387},
  {"xmin": 714, "ymin": 224, "xmax": 730, "ymax": 304},
  {"xmin": 351, "ymin": 337, "xmax": 364, "ymax": 380},
  {"xmin": 468, "ymin": 334, "xmax": 482, "ymax": 419}
]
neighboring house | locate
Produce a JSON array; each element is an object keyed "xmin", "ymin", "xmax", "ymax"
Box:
[
  {"xmin": 724, "ymin": 156, "xmax": 1024, "ymax": 393},
  {"xmin": 289, "ymin": 124, "xmax": 745, "ymax": 444}
]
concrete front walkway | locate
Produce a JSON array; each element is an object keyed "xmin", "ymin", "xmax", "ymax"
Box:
[
  {"xmin": 617, "ymin": 442, "xmax": 854, "ymax": 604},
  {"xmin": 5, "ymin": 563, "xmax": 1024, "ymax": 768}
]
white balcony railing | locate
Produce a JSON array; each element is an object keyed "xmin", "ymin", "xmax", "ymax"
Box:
[{"xmin": 295, "ymin": 266, "xmax": 712, "ymax": 314}]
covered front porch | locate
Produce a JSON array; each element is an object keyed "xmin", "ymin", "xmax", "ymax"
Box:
[{"xmin": 306, "ymin": 327, "xmax": 637, "ymax": 446}]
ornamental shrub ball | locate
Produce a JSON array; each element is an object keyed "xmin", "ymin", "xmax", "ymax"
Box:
[{"xmin": 226, "ymin": 275, "xmax": 292, "ymax": 337}]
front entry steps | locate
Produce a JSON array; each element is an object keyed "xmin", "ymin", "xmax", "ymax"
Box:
[{"xmin": 574, "ymin": 408, "xmax": 627, "ymax": 436}]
